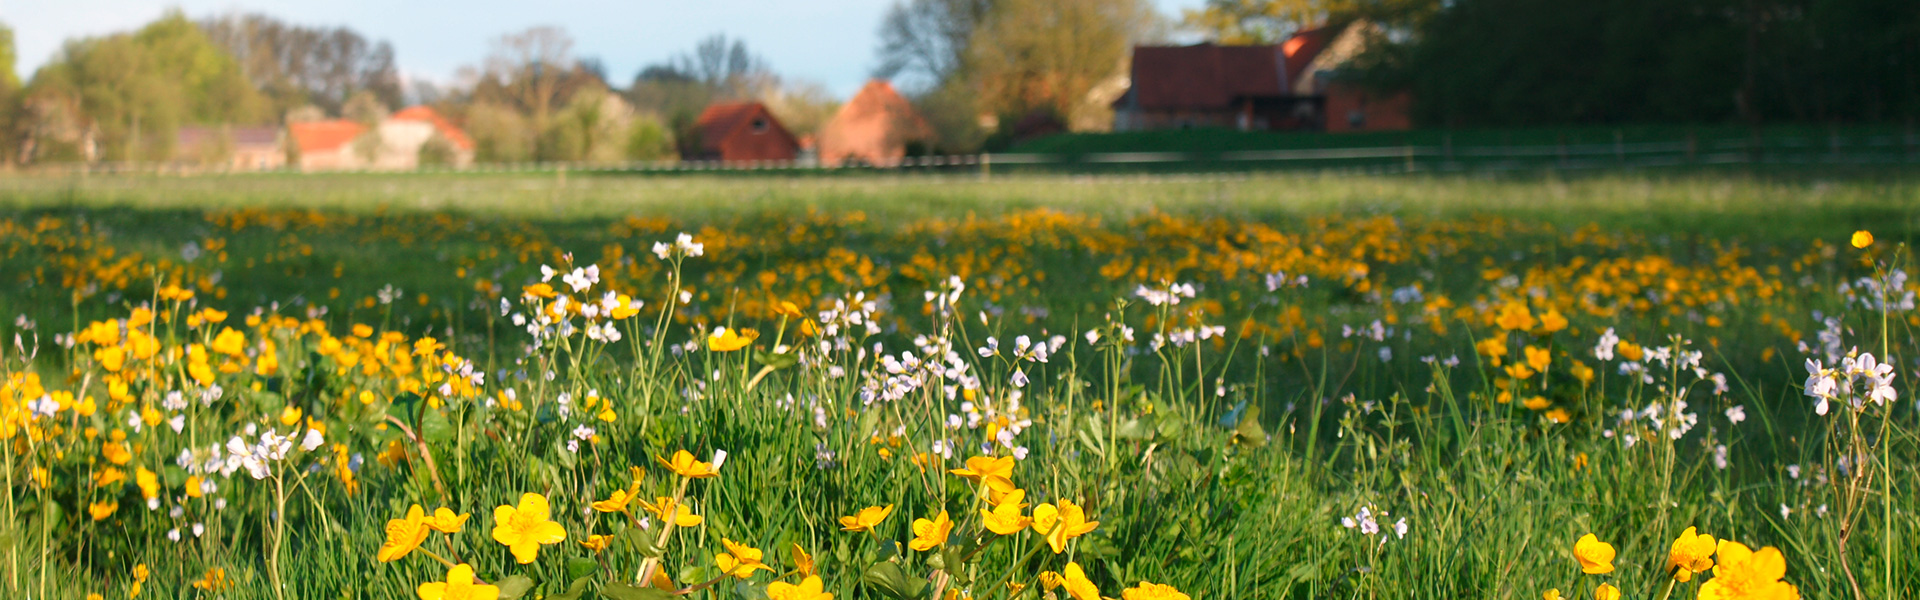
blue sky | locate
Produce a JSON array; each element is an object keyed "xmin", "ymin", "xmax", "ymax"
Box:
[{"xmin": 4, "ymin": 0, "xmax": 1209, "ymax": 98}]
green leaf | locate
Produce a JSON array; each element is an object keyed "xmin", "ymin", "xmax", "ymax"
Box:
[
  {"xmin": 494, "ymin": 575, "xmax": 535, "ymax": 600},
  {"xmin": 547, "ymin": 576, "xmax": 595, "ymax": 600},
  {"xmin": 566, "ymin": 558, "xmax": 598, "ymax": 580},
  {"xmin": 601, "ymin": 582, "xmax": 676, "ymax": 600},
  {"xmin": 731, "ymin": 581, "xmax": 770, "ymax": 600},
  {"xmin": 420, "ymin": 409, "xmax": 454, "ymax": 446},
  {"xmin": 1233, "ymin": 404, "xmax": 1267, "ymax": 448},
  {"xmin": 862, "ymin": 562, "xmax": 930, "ymax": 600}
]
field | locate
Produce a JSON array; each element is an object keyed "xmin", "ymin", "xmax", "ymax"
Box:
[{"xmin": 1, "ymin": 169, "xmax": 1918, "ymax": 600}]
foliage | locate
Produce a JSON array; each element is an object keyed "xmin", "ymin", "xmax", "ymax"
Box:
[
  {"xmin": 23, "ymin": 11, "xmax": 268, "ymax": 162},
  {"xmin": 196, "ymin": 12, "xmax": 403, "ymax": 118},
  {"xmin": 0, "ymin": 172, "xmax": 1916, "ymax": 598}
]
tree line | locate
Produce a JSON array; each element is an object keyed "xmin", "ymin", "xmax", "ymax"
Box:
[{"xmin": 1185, "ymin": 0, "xmax": 1920, "ymax": 127}]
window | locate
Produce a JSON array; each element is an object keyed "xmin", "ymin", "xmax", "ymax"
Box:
[{"xmin": 752, "ymin": 118, "xmax": 769, "ymax": 133}]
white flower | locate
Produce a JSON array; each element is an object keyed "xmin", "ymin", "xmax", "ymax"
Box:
[
  {"xmin": 1725, "ymin": 405, "xmax": 1746, "ymax": 424},
  {"xmin": 711, "ymin": 449, "xmax": 728, "ymax": 472},
  {"xmin": 1713, "ymin": 444, "xmax": 1729, "ymax": 470},
  {"xmin": 300, "ymin": 428, "xmax": 325, "ymax": 452},
  {"xmin": 1594, "ymin": 328, "xmax": 1618, "ymax": 361},
  {"xmin": 1392, "ymin": 517, "xmax": 1409, "ymax": 539}
]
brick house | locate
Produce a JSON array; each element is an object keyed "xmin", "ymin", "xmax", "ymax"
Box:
[
  {"xmin": 818, "ymin": 80, "xmax": 933, "ymax": 167},
  {"xmin": 687, "ymin": 102, "xmax": 800, "ymax": 163},
  {"xmin": 1113, "ymin": 21, "xmax": 1409, "ymax": 132}
]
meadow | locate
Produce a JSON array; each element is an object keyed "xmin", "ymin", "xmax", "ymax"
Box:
[{"xmin": 0, "ymin": 169, "xmax": 1917, "ymax": 600}]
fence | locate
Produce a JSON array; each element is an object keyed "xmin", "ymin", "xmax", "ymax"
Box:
[{"xmin": 24, "ymin": 130, "xmax": 1920, "ymax": 178}]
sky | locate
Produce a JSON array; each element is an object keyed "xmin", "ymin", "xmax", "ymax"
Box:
[{"xmin": 3, "ymin": 0, "xmax": 1209, "ymax": 99}]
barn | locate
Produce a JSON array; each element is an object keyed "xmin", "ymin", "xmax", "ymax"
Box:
[{"xmin": 687, "ymin": 102, "xmax": 800, "ymax": 163}]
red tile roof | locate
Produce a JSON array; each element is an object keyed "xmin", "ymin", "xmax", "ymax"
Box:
[
  {"xmin": 289, "ymin": 120, "xmax": 366, "ymax": 154},
  {"xmin": 1127, "ymin": 27, "xmax": 1343, "ymax": 111},
  {"xmin": 694, "ymin": 102, "xmax": 768, "ymax": 154},
  {"xmin": 390, "ymin": 105, "xmax": 475, "ymax": 151},
  {"xmin": 1128, "ymin": 44, "xmax": 1285, "ymax": 110}
]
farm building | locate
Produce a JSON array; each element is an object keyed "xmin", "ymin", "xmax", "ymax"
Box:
[
  {"xmin": 174, "ymin": 125, "xmax": 285, "ymax": 171},
  {"xmin": 289, "ymin": 120, "xmax": 368, "ymax": 171},
  {"xmin": 288, "ymin": 106, "xmax": 477, "ymax": 171},
  {"xmin": 687, "ymin": 102, "xmax": 800, "ymax": 163},
  {"xmin": 1112, "ymin": 21, "xmax": 1408, "ymax": 132},
  {"xmin": 818, "ymin": 80, "xmax": 933, "ymax": 167}
]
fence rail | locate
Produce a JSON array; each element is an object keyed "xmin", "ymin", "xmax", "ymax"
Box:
[{"xmin": 17, "ymin": 132, "xmax": 1920, "ymax": 178}]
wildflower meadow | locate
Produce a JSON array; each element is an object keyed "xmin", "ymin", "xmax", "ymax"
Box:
[{"xmin": 0, "ymin": 170, "xmax": 1916, "ymax": 599}]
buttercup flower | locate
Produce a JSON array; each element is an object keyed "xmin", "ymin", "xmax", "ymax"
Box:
[
  {"xmin": 579, "ymin": 534, "xmax": 612, "ymax": 552},
  {"xmin": 1594, "ymin": 583, "xmax": 1621, "ymax": 600},
  {"xmin": 1574, "ymin": 533, "xmax": 1616, "ymax": 575},
  {"xmin": 708, "ymin": 327, "xmax": 758, "ymax": 352},
  {"xmin": 1667, "ymin": 526, "xmax": 1717, "ymax": 582},
  {"xmin": 1852, "ymin": 230, "xmax": 1873, "ymax": 248},
  {"xmin": 1121, "ymin": 581, "xmax": 1191, "ymax": 600},
  {"xmin": 1032, "ymin": 499, "xmax": 1099, "ymax": 554},
  {"xmin": 416, "ymin": 563, "xmax": 500, "ymax": 600},
  {"xmin": 1698, "ymin": 540, "xmax": 1799, "ymax": 600},
  {"xmin": 491, "ymin": 493, "xmax": 567, "ymax": 564},
  {"xmin": 638, "ymin": 496, "xmax": 704, "ymax": 527},
  {"xmin": 380, "ymin": 504, "xmax": 432, "ymax": 562},
  {"xmin": 1062, "ymin": 562, "xmax": 1101, "ymax": 600},
  {"xmin": 910, "ymin": 510, "xmax": 953, "ymax": 551},
  {"xmin": 949, "ymin": 455, "xmax": 1015, "ymax": 491},
  {"xmin": 658, "ymin": 450, "xmax": 721, "ymax": 479},
  {"xmin": 839, "ymin": 504, "xmax": 895, "ymax": 532},
  {"xmin": 715, "ymin": 538, "xmax": 773, "ymax": 578},
  {"xmin": 766, "ymin": 575, "xmax": 833, "ymax": 600},
  {"xmin": 427, "ymin": 507, "xmax": 471, "ymax": 534},
  {"xmin": 981, "ymin": 489, "xmax": 1032, "ymax": 535}
]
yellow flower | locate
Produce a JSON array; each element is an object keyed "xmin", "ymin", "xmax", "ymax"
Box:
[
  {"xmin": 773, "ymin": 301, "xmax": 806, "ymax": 319},
  {"xmin": 1569, "ymin": 361, "xmax": 1594, "ymax": 384},
  {"xmin": 191, "ymin": 567, "xmax": 229, "ymax": 591},
  {"xmin": 580, "ymin": 534, "xmax": 613, "ymax": 552},
  {"xmin": 658, "ymin": 450, "xmax": 721, "ymax": 479},
  {"xmin": 1544, "ymin": 408, "xmax": 1571, "ymax": 423},
  {"xmin": 88, "ymin": 500, "xmax": 117, "ymax": 521},
  {"xmin": 839, "ymin": 504, "xmax": 895, "ymax": 532},
  {"xmin": 427, "ymin": 507, "xmax": 471, "ymax": 534},
  {"xmin": 1574, "ymin": 533, "xmax": 1616, "ymax": 574},
  {"xmin": 1121, "ymin": 581, "xmax": 1191, "ymax": 600},
  {"xmin": 1539, "ymin": 308, "xmax": 1569, "ymax": 333},
  {"xmin": 1496, "ymin": 301, "xmax": 1536, "ymax": 331},
  {"xmin": 211, "ymin": 327, "xmax": 247, "ymax": 357},
  {"xmin": 135, "ymin": 466, "xmax": 160, "ymax": 500},
  {"xmin": 1852, "ymin": 230, "xmax": 1874, "ymax": 248},
  {"xmin": 491, "ymin": 493, "xmax": 567, "ymax": 564},
  {"xmin": 1698, "ymin": 540, "xmax": 1799, "ymax": 600},
  {"xmin": 1032, "ymin": 499, "xmax": 1099, "ymax": 554},
  {"xmin": 1522, "ymin": 396, "xmax": 1552, "ymax": 410},
  {"xmin": 1039, "ymin": 571, "xmax": 1063, "ymax": 591},
  {"xmin": 638, "ymin": 496, "xmax": 704, "ymax": 527},
  {"xmin": 1476, "ymin": 337, "xmax": 1510, "ymax": 364},
  {"xmin": 591, "ymin": 485, "xmax": 642, "ymax": 514},
  {"xmin": 1524, "ymin": 345, "xmax": 1551, "ymax": 371},
  {"xmin": 910, "ymin": 510, "xmax": 953, "ymax": 551},
  {"xmin": 949, "ymin": 455, "xmax": 1015, "ymax": 491},
  {"xmin": 1617, "ymin": 341, "xmax": 1644, "ymax": 362},
  {"xmin": 766, "ymin": 575, "xmax": 833, "ymax": 600},
  {"xmin": 715, "ymin": 538, "xmax": 773, "ymax": 578},
  {"xmin": 1505, "ymin": 363, "xmax": 1536, "ymax": 381},
  {"xmin": 791, "ymin": 543, "xmax": 816, "ymax": 577},
  {"xmin": 380, "ymin": 505, "xmax": 432, "ymax": 562},
  {"xmin": 1594, "ymin": 583, "xmax": 1621, "ymax": 600},
  {"xmin": 417, "ymin": 563, "xmax": 501, "ymax": 600},
  {"xmin": 130, "ymin": 563, "xmax": 149, "ymax": 599},
  {"xmin": 708, "ymin": 327, "xmax": 758, "ymax": 352},
  {"xmin": 1061, "ymin": 562, "xmax": 1101, "ymax": 600},
  {"xmin": 1666, "ymin": 526, "xmax": 1717, "ymax": 582},
  {"xmin": 651, "ymin": 570, "xmax": 676, "ymax": 592},
  {"xmin": 1543, "ymin": 590, "xmax": 1563, "ymax": 600},
  {"xmin": 981, "ymin": 489, "xmax": 1032, "ymax": 535}
]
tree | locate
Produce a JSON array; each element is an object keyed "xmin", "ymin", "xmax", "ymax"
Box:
[
  {"xmin": 469, "ymin": 27, "xmax": 590, "ymax": 129},
  {"xmin": 24, "ymin": 12, "xmax": 266, "ymax": 162},
  {"xmin": 198, "ymin": 13, "xmax": 402, "ymax": 117},
  {"xmin": 1182, "ymin": 0, "xmax": 1436, "ymax": 43},
  {"xmin": 873, "ymin": 0, "xmax": 996, "ymax": 90},
  {"xmin": 965, "ymin": 0, "xmax": 1161, "ymax": 130},
  {"xmin": 1, "ymin": 22, "xmax": 19, "ymax": 164}
]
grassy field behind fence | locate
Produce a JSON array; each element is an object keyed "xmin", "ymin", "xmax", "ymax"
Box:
[{"xmin": 0, "ymin": 169, "xmax": 1917, "ymax": 599}]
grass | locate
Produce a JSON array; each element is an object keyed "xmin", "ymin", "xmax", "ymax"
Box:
[{"xmin": 0, "ymin": 168, "xmax": 1915, "ymax": 599}]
